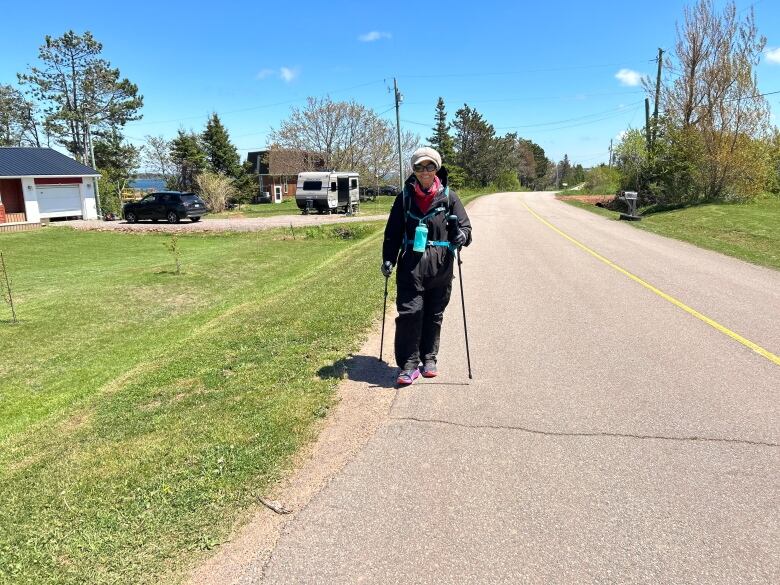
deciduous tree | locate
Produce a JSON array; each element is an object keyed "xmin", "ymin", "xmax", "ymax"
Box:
[{"xmin": 661, "ymin": 0, "xmax": 770, "ymax": 201}]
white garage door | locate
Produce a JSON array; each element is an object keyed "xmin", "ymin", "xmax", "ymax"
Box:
[{"xmin": 37, "ymin": 184, "xmax": 83, "ymax": 218}]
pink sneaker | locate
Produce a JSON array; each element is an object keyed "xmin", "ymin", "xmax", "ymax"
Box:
[
  {"xmin": 420, "ymin": 361, "xmax": 438, "ymax": 378},
  {"xmin": 396, "ymin": 369, "xmax": 421, "ymax": 386}
]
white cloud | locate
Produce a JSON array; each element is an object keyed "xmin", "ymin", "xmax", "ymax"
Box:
[
  {"xmin": 765, "ymin": 47, "xmax": 780, "ymax": 64},
  {"xmin": 615, "ymin": 68, "xmax": 644, "ymax": 87},
  {"xmin": 358, "ymin": 31, "xmax": 391, "ymax": 42},
  {"xmin": 280, "ymin": 67, "xmax": 299, "ymax": 82},
  {"xmin": 256, "ymin": 67, "xmax": 300, "ymax": 82}
]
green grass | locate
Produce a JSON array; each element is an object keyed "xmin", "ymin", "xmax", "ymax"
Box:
[
  {"xmin": 0, "ymin": 224, "xmax": 391, "ymax": 584},
  {"xmin": 560, "ymin": 194, "xmax": 780, "ymax": 270},
  {"xmin": 208, "ymin": 197, "xmax": 395, "ymax": 219}
]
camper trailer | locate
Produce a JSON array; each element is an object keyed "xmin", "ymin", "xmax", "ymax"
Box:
[{"xmin": 295, "ymin": 172, "xmax": 360, "ymax": 214}]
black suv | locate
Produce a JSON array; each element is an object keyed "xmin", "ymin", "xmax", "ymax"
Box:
[
  {"xmin": 123, "ymin": 192, "xmax": 209, "ymax": 223},
  {"xmin": 361, "ymin": 185, "xmax": 400, "ymax": 201}
]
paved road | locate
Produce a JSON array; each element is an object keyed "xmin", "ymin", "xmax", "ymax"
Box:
[
  {"xmin": 261, "ymin": 192, "xmax": 779, "ymax": 583},
  {"xmin": 62, "ymin": 213, "xmax": 387, "ymax": 233}
]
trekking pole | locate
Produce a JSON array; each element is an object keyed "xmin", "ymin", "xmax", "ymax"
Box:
[
  {"xmin": 449, "ymin": 215, "xmax": 473, "ymax": 379},
  {"xmin": 379, "ymin": 274, "xmax": 389, "ymax": 362}
]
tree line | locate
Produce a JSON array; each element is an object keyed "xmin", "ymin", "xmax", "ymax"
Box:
[
  {"xmin": 603, "ymin": 0, "xmax": 780, "ymax": 207},
  {"xmin": 8, "ymin": 1, "xmax": 773, "ymax": 219},
  {"xmin": 0, "ymin": 30, "xmax": 575, "ymax": 216}
]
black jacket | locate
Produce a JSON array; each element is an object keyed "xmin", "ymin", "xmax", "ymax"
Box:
[{"xmin": 382, "ymin": 167, "xmax": 472, "ymax": 290}]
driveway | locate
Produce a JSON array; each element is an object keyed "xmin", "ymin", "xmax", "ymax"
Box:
[{"xmin": 60, "ymin": 213, "xmax": 387, "ymax": 233}]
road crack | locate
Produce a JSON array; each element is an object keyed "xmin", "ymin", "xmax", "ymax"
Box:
[{"xmin": 390, "ymin": 416, "xmax": 779, "ymax": 448}]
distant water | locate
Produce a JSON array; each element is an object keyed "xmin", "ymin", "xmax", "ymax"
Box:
[{"xmin": 130, "ymin": 178, "xmax": 166, "ymax": 190}]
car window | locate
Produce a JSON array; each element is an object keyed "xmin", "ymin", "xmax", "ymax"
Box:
[
  {"xmin": 180, "ymin": 194, "xmax": 203, "ymax": 204},
  {"xmin": 140, "ymin": 194, "xmax": 156, "ymax": 202}
]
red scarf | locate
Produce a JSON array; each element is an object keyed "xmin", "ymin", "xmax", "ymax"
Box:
[{"xmin": 412, "ymin": 176, "xmax": 441, "ymax": 214}]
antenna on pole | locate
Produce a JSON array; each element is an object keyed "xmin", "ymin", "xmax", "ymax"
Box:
[{"xmin": 394, "ymin": 77, "xmax": 404, "ymax": 191}]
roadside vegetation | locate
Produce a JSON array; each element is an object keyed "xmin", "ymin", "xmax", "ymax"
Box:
[
  {"xmin": 559, "ymin": 1, "xmax": 780, "ymax": 272},
  {"xmin": 560, "ymin": 193, "xmax": 780, "ymax": 270},
  {"xmin": 0, "ymin": 224, "xmax": 389, "ymax": 584}
]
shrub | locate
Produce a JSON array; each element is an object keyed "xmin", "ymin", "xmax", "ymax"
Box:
[{"xmin": 195, "ymin": 172, "xmax": 236, "ymax": 213}]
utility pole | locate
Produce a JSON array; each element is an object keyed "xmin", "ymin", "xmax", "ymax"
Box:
[
  {"xmin": 652, "ymin": 47, "xmax": 664, "ymax": 147},
  {"xmin": 608, "ymin": 139, "xmax": 613, "ymax": 168},
  {"xmin": 393, "ymin": 78, "xmax": 404, "ymax": 191},
  {"xmin": 645, "ymin": 98, "xmax": 651, "ymax": 151}
]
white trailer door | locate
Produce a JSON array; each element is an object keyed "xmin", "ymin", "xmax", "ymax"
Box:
[{"xmin": 37, "ymin": 184, "xmax": 83, "ymax": 218}]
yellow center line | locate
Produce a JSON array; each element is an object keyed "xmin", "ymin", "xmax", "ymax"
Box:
[{"xmin": 522, "ymin": 198, "xmax": 780, "ymax": 367}]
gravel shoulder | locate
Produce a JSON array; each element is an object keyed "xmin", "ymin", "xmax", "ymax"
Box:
[{"xmin": 59, "ymin": 213, "xmax": 387, "ymax": 233}]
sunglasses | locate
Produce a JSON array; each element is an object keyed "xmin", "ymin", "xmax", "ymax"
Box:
[{"xmin": 413, "ymin": 162, "xmax": 437, "ymax": 172}]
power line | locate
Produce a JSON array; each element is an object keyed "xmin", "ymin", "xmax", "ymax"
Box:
[
  {"xmin": 125, "ymin": 79, "xmax": 387, "ymax": 127},
  {"xmin": 401, "ymin": 89, "xmax": 645, "ymax": 107},
  {"xmin": 397, "ymin": 59, "xmax": 653, "ymax": 80},
  {"xmin": 401, "ymin": 102, "xmax": 642, "ymax": 134},
  {"xmin": 494, "ymin": 102, "xmax": 644, "ymax": 130}
]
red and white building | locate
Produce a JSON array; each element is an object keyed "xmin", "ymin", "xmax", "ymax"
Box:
[{"xmin": 0, "ymin": 147, "xmax": 100, "ymax": 231}]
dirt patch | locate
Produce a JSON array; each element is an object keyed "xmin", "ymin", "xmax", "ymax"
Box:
[{"xmin": 556, "ymin": 195, "xmax": 615, "ymax": 204}]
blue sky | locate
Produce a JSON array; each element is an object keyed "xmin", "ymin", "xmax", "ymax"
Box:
[{"xmin": 2, "ymin": 0, "xmax": 779, "ymax": 168}]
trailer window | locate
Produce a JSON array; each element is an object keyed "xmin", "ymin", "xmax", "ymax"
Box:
[
  {"xmin": 302, "ymin": 181, "xmax": 322, "ymax": 191},
  {"xmin": 330, "ymin": 182, "xmax": 337, "ymax": 191},
  {"xmin": 350, "ymin": 179, "xmax": 358, "ymax": 189}
]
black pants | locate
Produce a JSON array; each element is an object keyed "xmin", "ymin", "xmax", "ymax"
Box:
[{"xmin": 395, "ymin": 283, "xmax": 453, "ymax": 371}]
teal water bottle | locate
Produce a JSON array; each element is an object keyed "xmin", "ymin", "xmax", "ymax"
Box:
[{"xmin": 412, "ymin": 223, "xmax": 428, "ymax": 253}]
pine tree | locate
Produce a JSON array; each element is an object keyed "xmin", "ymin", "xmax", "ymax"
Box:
[
  {"xmin": 428, "ymin": 98, "xmax": 456, "ymax": 165},
  {"xmin": 170, "ymin": 130, "xmax": 207, "ymax": 191},
  {"xmin": 202, "ymin": 113, "xmax": 241, "ymax": 178},
  {"xmin": 453, "ymin": 104, "xmax": 496, "ymax": 186}
]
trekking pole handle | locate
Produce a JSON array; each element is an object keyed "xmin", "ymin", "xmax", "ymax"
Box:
[{"xmin": 447, "ymin": 214, "xmax": 459, "ymax": 246}]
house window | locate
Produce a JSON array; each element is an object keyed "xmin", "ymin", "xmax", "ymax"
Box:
[{"xmin": 283, "ymin": 183, "xmax": 288, "ymax": 194}]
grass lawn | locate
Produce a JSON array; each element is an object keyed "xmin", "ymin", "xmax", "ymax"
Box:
[
  {"xmin": 559, "ymin": 194, "xmax": 780, "ymax": 271},
  {"xmin": 0, "ymin": 223, "xmax": 390, "ymax": 584}
]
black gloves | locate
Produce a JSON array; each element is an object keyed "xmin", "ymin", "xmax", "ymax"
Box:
[
  {"xmin": 453, "ymin": 229, "xmax": 467, "ymax": 247},
  {"xmin": 381, "ymin": 260, "xmax": 393, "ymax": 277}
]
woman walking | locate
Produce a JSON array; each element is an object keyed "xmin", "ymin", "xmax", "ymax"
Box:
[{"xmin": 381, "ymin": 147, "xmax": 472, "ymax": 386}]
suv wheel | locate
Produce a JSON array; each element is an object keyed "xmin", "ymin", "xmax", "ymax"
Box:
[
  {"xmin": 167, "ymin": 211, "xmax": 180, "ymax": 224},
  {"xmin": 190, "ymin": 216, "xmax": 200, "ymax": 222},
  {"xmin": 125, "ymin": 211, "xmax": 138, "ymax": 224}
]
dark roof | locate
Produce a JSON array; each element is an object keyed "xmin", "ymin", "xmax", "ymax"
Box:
[{"xmin": 0, "ymin": 147, "xmax": 99, "ymax": 177}]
